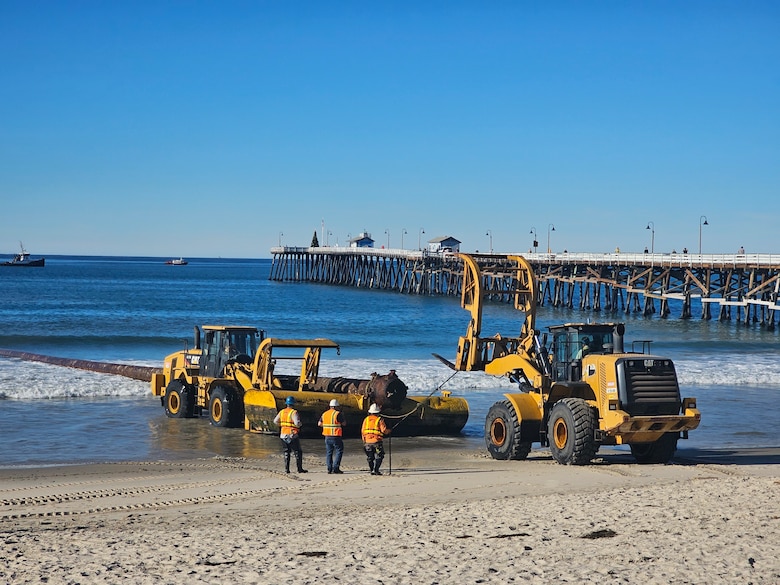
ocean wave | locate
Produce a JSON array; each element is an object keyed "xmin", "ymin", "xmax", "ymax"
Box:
[
  {"xmin": 0, "ymin": 361, "xmax": 149, "ymax": 399},
  {"xmin": 1, "ymin": 354, "xmax": 778, "ymax": 401},
  {"xmin": 673, "ymin": 355, "xmax": 780, "ymax": 387}
]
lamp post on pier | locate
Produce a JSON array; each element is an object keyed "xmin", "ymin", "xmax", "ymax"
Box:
[
  {"xmin": 645, "ymin": 221, "xmax": 654, "ymax": 254},
  {"xmin": 530, "ymin": 227, "xmax": 538, "ymax": 253},
  {"xmin": 699, "ymin": 215, "xmax": 709, "ymax": 255},
  {"xmin": 401, "ymin": 228, "xmax": 407, "ymax": 249},
  {"xmin": 327, "ymin": 230, "xmax": 333, "ymax": 247},
  {"xmin": 385, "ymin": 229, "xmax": 390, "ymax": 249},
  {"xmin": 278, "ymin": 232, "xmax": 283, "ymax": 247},
  {"xmin": 547, "ymin": 223, "xmax": 555, "ymax": 254},
  {"xmin": 418, "ymin": 228, "xmax": 425, "ymax": 250},
  {"xmin": 486, "ymin": 230, "xmax": 493, "ymax": 253}
]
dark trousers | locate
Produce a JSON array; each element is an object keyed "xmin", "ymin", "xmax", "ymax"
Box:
[
  {"xmin": 325, "ymin": 436, "xmax": 344, "ymax": 471},
  {"xmin": 281, "ymin": 436, "xmax": 304, "ymax": 472},
  {"xmin": 364, "ymin": 442, "xmax": 385, "ymax": 472}
]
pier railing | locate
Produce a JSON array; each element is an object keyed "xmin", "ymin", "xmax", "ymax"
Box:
[{"xmin": 269, "ymin": 247, "xmax": 780, "ymax": 327}]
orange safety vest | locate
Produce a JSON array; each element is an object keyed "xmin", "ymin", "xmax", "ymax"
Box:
[
  {"xmin": 279, "ymin": 407, "xmax": 300, "ymax": 436},
  {"xmin": 321, "ymin": 409, "xmax": 343, "ymax": 437},
  {"xmin": 362, "ymin": 414, "xmax": 386, "ymax": 443}
]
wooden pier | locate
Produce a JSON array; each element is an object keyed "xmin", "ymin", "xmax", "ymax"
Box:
[{"xmin": 270, "ymin": 247, "xmax": 780, "ymax": 328}]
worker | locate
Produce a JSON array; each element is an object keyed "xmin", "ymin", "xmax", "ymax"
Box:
[
  {"xmin": 273, "ymin": 396, "xmax": 307, "ymax": 474},
  {"xmin": 318, "ymin": 399, "xmax": 346, "ymax": 474},
  {"xmin": 361, "ymin": 403, "xmax": 390, "ymax": 475},
  {"xmin": 575, "ymin": 337, "xmax": 591, "ymax": 360}
]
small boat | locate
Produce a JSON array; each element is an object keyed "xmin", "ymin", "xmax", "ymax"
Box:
[
  {"xmin": 165, "ymin": 258, "xmax": 188, "ymax": 265},
  {"xmin": 2, "ymin": 242, "xmax": 45, "ymax": 267}
]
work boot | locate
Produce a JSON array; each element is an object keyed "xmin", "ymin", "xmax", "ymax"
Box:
[
  {"xmin": 333, "ymin": 468, "xmax": 343, "ymax": 474},
  {"xmin": 296, "ymin": 456, "xmax": 307, "ymax": 474},
  {"xmin": 284, "ymin": 453, "xmax": 291, "ymax": 474}
]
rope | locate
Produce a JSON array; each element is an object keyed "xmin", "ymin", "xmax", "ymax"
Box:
[
  {"xmin": 385, "ymin": 369, "xmax": 460, "ymax": 430},
  {"xmin": 385, "ymin": 369, "xmax": 460, "ymax": 477}
]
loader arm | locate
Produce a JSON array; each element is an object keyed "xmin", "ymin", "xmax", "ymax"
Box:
[
  {"xmin": 299, "ymin": 346, "xmax": 322, "ymax": 390},
  {"xmin": 453, "ymin": 254, "xmax": 546, "ymax": 386},
  {"xmin": 454, "ymin": 253, "xmax": 484, "ymax": 371}
]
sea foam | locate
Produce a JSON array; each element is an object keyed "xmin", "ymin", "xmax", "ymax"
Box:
[{"xmin": 1, "ymin": 354, "xmax": 779, "ymax": 401}]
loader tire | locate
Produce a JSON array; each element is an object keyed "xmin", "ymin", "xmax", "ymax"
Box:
[
  {"xmin": 548, "ymin": 398, "xmax": 598, "ymax": 465},
  {"xmin": 164, "ymin": 381, "xmax": 194, "ymax": 418},
  {"xmin": 630, "ymin": 433, "xmax": 678, "ymax": 464},
  {"xmin": 484, "ymin": 400, "xmax": 532, "ymax": 460},
  {"xmin": 209, "ymin": 386, "xmax": 240, "ymax": 428}
]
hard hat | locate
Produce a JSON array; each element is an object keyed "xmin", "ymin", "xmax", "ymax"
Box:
[
  {"xmin": 285, "ymin": 396, "xmax": 295, "ymax": 406},
  {"xmin": 329, "ymin": 399, "xmax": 339, "ymax": 407},
  {"xmin": 368, "ymin": 403, "xmax": 381, "ymax": 414}
]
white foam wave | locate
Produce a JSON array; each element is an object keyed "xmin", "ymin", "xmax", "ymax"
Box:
[
  {"xmin": 0, "ymin": 361, "xmax": 150, "ymax": 399},
  {"xmin": 319, "ymin": 359, "xmax": 518, "ymax": 395},
  {"xmin": 674, "ymin": 355, "xmax": 780, "ymax": 387},
  {"xmin": 2, "ymin": 354, "xmax": 778, "ymax": 400}
]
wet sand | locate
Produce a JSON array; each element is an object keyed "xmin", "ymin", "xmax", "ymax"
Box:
[{"xmin": 1, "ymin": 445, "xmax": 778, "ymax": 584}]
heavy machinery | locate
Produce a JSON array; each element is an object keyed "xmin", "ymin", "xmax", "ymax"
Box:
[
  {"xmin": 444, "ymin": 254, "xmax": 700, "ymax": 464},
  {"xmin": 151, "ymin": 325, "xmax": 468, "ymax": 437}
]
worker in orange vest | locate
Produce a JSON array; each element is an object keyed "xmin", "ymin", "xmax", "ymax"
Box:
[
  {"xmin": 318, "ymin": 399, "xmax": 346, "ymax": 474},
  {"xmin": 361, "ymin": 403, "xmax": 390, "ymax": 475},
  {"xmin": 273, "ymin": 396, "xmax": 307, "ymax": 474}
]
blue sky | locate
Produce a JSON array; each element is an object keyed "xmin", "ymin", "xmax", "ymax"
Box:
[{"xmin": 1, "ymin": 1, "xmax": 778, "ymax": 258}]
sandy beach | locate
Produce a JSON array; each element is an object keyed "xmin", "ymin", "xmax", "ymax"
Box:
[{"xmin": 1, "ymin": 444, "xmax": 778, "ymax": 584}]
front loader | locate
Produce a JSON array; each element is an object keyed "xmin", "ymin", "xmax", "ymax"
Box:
[
  {"xmin": 151, "ymin": 325, "xmax": 469, "ymax": 437},
  {"xmin": 446, "ymin": 254, "xmax": 700, "ymax": 464}
]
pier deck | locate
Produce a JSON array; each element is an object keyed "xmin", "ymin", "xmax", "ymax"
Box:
[{"xmin": 270, "ymin": 247, "xmax": 780, "ymax": 327}]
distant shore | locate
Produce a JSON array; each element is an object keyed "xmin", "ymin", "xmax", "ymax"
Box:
[{"xmin": 1, "ymin": 445, "xmax": 778, "ymax": 584}]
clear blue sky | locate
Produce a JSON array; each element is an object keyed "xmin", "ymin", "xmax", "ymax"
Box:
[{"xmin": 2, "ymin": 1, "xmax": 778, "ymax": 258}]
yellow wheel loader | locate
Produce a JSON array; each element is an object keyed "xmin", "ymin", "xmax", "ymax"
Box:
[
  {"xmin": 151, "ymin": 325, "xmax": 468, "ymax": 437},
  {"xmin": 441, "ymin": 254, "xmax": 700, "ymax": 464}
]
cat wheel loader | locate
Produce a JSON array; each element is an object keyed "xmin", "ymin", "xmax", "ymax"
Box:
[
  {"xmin": 151, "ymin": 325, "xmax": 468, "ymax": 437},
  {"xmin": 440, "ymin": 254, "xmax": 700, "ymax": 465}
]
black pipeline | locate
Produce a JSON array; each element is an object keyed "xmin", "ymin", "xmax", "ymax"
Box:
[{"xmin": 0, "ymin": 348, "xmax": 159, "ymax": 382}]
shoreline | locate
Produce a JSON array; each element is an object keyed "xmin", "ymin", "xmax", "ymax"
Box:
[
  {"xmin": 1, "ymin": 445, "xmax": 778, "ymax": 584},
  {"xmin": 1, "ymin": 435, "xmax": 778, "ymax": 470}
]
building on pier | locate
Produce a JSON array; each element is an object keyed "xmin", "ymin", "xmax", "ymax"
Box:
[
  {"xmin": 349, "ymin": 232, "xmax": 375, "ymax": 248},
  {"xmin": 427, "ymin": 236, "xmax": 461, "ymax": 254},
  {"xmin": 269, "ymin": 247, "xmax": 780, "ymax": 328}
]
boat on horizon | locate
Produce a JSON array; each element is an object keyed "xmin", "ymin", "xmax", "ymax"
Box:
[
  {"xmin": 2, "ymin": 242, "xmax": 45, "ymax": 267},
  {"xmin": 165, "ymin": 257, "xmax": 188, "ymax": 265}
]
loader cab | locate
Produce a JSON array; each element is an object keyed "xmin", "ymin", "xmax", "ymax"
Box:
[
  {"xmin": 548, "ymin": 323, "xmax": 625, "ymax": 382},
  {"xmin": 199, "ymin": 326, "xmax": 263, "ymax": 379}
]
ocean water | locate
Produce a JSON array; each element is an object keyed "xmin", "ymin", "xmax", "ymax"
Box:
[{"xmin": 0, "ymin": 256, "xmax": 778, "ymax": 467}]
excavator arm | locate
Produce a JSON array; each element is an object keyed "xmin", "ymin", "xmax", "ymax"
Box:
[{"xmin": 451, "ymin": 254, "xmax": 547, "ymax": 388}]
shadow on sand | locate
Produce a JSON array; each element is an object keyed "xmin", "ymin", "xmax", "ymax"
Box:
[{"xmin": 674, "ymin": 446, "xmax": 780, "ymax": 466}]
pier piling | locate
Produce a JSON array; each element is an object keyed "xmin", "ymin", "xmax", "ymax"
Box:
[{"xmin": 270, "ymin": 247, "xmax": 780, "ymax": 328}]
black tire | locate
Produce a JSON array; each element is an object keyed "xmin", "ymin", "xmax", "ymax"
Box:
[
  {"xmin": 547, "ymin": 398, "xmax": 598, "ymax": 465},
  {"xmin": 630, "ymin": 433, "xmax": 678, "ymax": 464},
  {"xmin": 164, "ymin": 380, "xmax": 194, "ymax": 418},
  {"xmin": 484, "ymin": 400, "xmax": 532, "ymax": 460},
  {"xmin": 209, "ymin": 386, "xmax": 242, "ymax": 428}
]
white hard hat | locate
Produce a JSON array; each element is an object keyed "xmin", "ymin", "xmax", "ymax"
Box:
[
  {"xmin": 329, "ymin": 399, "xmax": 339, "ymax": 407},
  {"xmin": 368, "ymin": 404, "xmax": 381, "ymax": 414}
]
